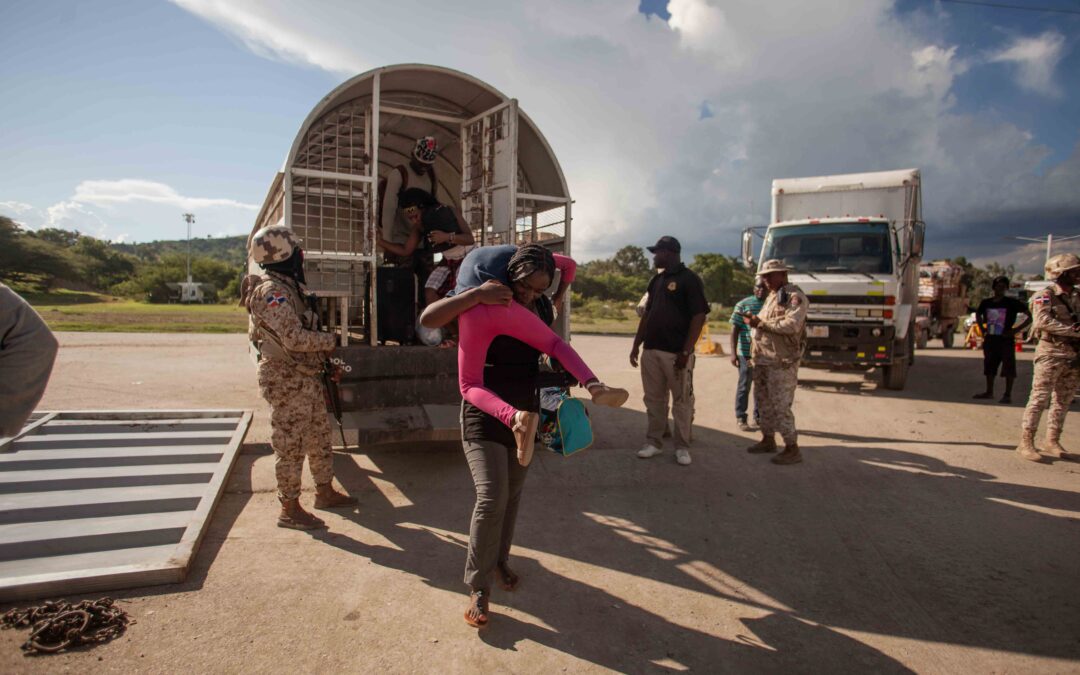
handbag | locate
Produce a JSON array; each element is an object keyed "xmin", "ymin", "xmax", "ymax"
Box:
[{"xmin": 539, "ymin": 388, "xmax": 593, "ymax": 456}]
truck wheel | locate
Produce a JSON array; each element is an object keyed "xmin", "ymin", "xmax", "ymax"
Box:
[
  {"xmin": 881, "ymin": 357, "xmax": 909, "ymax": 390},
  {"xmin": 942, "ymin": 329, "xmax": 955, "ymax": 349},
  {"xmin": 916, "ymin": 329, "xmax": 928, "ymax": 350}
]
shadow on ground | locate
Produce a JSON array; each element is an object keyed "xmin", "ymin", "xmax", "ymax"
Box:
[
  {"xmin": 275, "ymin": 404, "xmax": 1080, "ymax": 670},
  {"xmin": 797, "ymin": 349, "xmax": 1045, "ymax": 408}
]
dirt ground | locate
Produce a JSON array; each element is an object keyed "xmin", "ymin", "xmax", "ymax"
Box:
[{"xmin": 3, "ymin": 333, "xmax": 1080, "ymax": 673}]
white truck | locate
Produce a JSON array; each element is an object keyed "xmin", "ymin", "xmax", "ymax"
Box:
[{"xmin": 742, "ymin": 169, "xmax": 926, "ymax": 390}]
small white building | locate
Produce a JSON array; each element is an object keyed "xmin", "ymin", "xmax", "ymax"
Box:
[{"xmin": 166, "ymin": 281, "xmax": 208, "ymax": 303}]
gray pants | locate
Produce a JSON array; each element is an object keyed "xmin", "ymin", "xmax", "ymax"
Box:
[
  {"xmin": 463, "ymin": 440, "xmax": 529, "ymax": 591},
  {"xmin": 641, "ymin": 349, "xmax": 695, "ymax": 449}
]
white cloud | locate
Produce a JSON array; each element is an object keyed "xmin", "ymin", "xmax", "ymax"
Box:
[
  {"xmin": 44, "ymin": 200, "xmax": 112, "ymax": 239},
  {"xmin": 71, "ymin": 179, "xmax": 259, "ymax": 211},
  {"xmin": 987, "ymin": 30, "xmax": 1067, "ymax": 97},
  {"xmin": 0, "ymin": 200, "xmax": 35, "ymax": 216},
  {"xmin": 168, "ymin": 0, "xmax": 1078, "ymax": 263}
]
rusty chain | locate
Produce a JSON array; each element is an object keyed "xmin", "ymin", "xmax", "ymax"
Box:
[{"xmin": 1, "ymin": 598, "xmax": 132, "ymax": 654}]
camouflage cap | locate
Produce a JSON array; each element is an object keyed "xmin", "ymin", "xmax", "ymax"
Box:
[
  {"xmin": 758, "ymin": 259, "xmax": 793, "ymax": 275},
  {"xmin": 250, "ymin": 225, "xmax": 300, "ymax": 265},
  {"xmin": 1045, "ymin": 253, "xmax": 1080, "ymax": 280}
]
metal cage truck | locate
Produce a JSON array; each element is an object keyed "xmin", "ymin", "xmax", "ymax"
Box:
[
  {"xmin": 248, "ymin": 64, "xmax": 575, "ymax": 444},
  {"xmin": 742, "ymin": 169, "xmax": 926, "ymax": 390}
]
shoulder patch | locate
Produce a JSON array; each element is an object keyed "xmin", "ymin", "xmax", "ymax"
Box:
[
  {"xmin": 266, "ymin": 291, "xmax": 288, "ymax": 307},
  {"xmin": 1034, "ymin": 295, "xmax": 1049, "ymax": 306},
  {"xmin": 790, "ymin": 294, "xmax": 802, "ymax": 307}
]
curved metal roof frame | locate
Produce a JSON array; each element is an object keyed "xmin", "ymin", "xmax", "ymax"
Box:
[{"xmin": 284, "ymin": 63, "xmax": 570, "ymax": 201}]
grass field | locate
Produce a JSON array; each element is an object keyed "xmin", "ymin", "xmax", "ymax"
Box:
[
  {"xmin": 571, "ymin": 306, "xmax": 732, "ymax": 337},
  {"xmin": 25, "ymin": 289, "xmax": 732, "ymax": 337},
  {"xmin": 28, "ymin": 290, "xmax": 248, "ymax": 333}
]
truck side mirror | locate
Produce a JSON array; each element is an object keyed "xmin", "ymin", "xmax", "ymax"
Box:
[
  {"xmin": 911, "ymin": 222, "xmax": 925, "ymax": 257},
  {"xmin": 741, "ymin": 229, "xmax": 755, "ymax": 269}
]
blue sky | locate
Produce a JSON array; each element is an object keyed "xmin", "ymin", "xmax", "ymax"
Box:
[{"xmin": 2, "ymin": 0, "xmax": 1078, "ymax": 272}]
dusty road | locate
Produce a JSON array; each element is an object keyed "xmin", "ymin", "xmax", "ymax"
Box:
[{"xmin": 3, "ymin": 333, "xmax": 1079, "ymax": 673}]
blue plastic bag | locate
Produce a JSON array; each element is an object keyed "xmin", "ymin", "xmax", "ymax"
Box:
[{"xmin": 539, "ymin": 387, "xmax": 593, "ymax": 456}]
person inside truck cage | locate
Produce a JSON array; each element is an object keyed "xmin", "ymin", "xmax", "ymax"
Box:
[{"xmin": 376, "ymin": 187, "xmax": 476, "ymax": 311}]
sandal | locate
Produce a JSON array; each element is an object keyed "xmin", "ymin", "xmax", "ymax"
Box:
[
  {"xmin": 512, "ymin": 411, "xmax": 539, "ymax": 467},
  {"xmin": 464, "ymin": 589, "xmax": 490, "ymax": 628},
  {"xmin": 497, "ymin": 562, "xmax": 519, "ymax": 592},
  {"xmin": 587, "ymin": 381, "xmax": 630, "ymax": 408}
]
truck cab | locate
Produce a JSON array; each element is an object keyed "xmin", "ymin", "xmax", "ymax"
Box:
[
  {"xmin": 248, "ymin": 64, "xmax": 574, "ymax": 445},
  {"xmin": 743, "ymin": 169, "xmax": 925, "ymax": 390}
]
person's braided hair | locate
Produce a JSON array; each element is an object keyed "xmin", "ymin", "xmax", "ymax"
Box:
[{"xmin": 507, "ymin": 244, "xmax": 556, "ymax": 284}]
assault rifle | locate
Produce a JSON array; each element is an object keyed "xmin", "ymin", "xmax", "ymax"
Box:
[{"xmin": 305, "ymin": 292, "xmax": 349, "ymax": 451}]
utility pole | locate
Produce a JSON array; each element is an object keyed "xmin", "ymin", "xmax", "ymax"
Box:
[
  {"xmin": 182, "ymin": 213, "xmax": 195, "ymax": 283},
  {"xmin": 1012, "ymin": 233, "xmax": 1080, "ymax": 269}
]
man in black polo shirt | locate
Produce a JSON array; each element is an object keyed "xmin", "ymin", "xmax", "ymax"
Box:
[{"xmin": 630, "ymin": 236, "xmax": 709, "ymax": 465}]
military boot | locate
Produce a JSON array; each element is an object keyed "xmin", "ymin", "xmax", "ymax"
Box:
[
  {"xmin": 278, "ymin": 497, "xmax": 327, "ymax": 530},
  {"xmin": 1015, "ymin": 431, "xmax": 1043, "ymax": 463},
  {"xmin": 1044, "ymin": 432, "xmax": 1075, "ymax": 461},
  {"xmin": 747, "ymin": 436, "xmax": 777, "ymax": 454},
  {"xmin": 314, "ymin": 483, "xmax": 359, "ymax": 509},
  {"xmin": 772, "ymin": 443, "xmax": 803, "ymax": 465}
]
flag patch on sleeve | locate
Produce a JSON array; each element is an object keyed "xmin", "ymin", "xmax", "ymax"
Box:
[
  {"xmin": 266, "ymin": 291, "xmax": 287, "ymax": 307},
  {"xmin": 1034, "ymin": 296, "xmax": 1049, "ymax": 306}
]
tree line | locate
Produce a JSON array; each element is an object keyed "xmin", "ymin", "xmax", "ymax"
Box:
[
  {"xmin": 574, "ymin": 245, "xmax": 756, "ymax": 306},
  {"xmin": 0, "ymin": 216, "xmax": 246, "ymax": 302}
]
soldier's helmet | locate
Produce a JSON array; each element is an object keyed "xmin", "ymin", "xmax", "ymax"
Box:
[
  {"xmin": 250, "ymin": 225, "xmax": 300, "ymax": 265},
  {"xmin": 1045, "ymin": 253, "xmax": 1080, "ymax": 281}
]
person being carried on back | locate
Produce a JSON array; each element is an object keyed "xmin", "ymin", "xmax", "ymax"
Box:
[{"xmin": 420, "ymin": 243, "xmax": 630, "ymax": 465}]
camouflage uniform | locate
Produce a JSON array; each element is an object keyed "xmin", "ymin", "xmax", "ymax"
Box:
[
  {"xmin": 1021, "ymin": 283, "xmax": 1080, "ymax": 440},
  {"xmin": 751, "ymin": 283, "xmax": 808, "ymax": 446},
  {"xmin": 247, "ymin": 271, "xmax": 337, "ymax": 500}
]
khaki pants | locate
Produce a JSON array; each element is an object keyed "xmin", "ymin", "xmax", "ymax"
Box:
[{"xmin": 641, "ymin": 349, "xmax": 695, "ymax": 449}]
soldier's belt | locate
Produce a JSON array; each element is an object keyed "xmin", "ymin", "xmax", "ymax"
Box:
[{"xmin": 255, "ymin": 339, "xmax": 321, "ymax": 376}]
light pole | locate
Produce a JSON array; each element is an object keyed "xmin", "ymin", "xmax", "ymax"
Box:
[
  {"xmin": 1012, "ymin": 233, "xmax": 1080, "ymax": 270},
  {"xmin": 182, "ymin": 213, "xmax": 195, "ymax": 283}
]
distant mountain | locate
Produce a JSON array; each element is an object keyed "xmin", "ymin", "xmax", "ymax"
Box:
[{"xmin": 111, "ymin": 235, "xmax": 248, "ymax": 266}]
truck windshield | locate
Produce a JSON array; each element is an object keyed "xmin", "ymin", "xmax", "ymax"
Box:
[{"xmin": 761, "ymin": 222, "xmax": 893, "ymax": 274}]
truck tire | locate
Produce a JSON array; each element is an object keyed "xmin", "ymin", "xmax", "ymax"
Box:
[
  {"xmin": 916, "ymin": 329, "xmax": 928, "ymax": 350},
  {"xmin": 942, "ymin": 328, "xmax": 955, "ymax": 349},
  {"xmin": 882, "ymin": 329, "xmax": 914, "ymax": 390},
  {"xmin": 881, "ymin": 357, "xmax": 909, "ymax": 390}
]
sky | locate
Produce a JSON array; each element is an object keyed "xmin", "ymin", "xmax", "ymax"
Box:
[{"xmin": 1, "ymin": 0, "xmax": 1079, "ymax": 273}]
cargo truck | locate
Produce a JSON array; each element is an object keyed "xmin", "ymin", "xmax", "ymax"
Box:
[
  {"xmin": 915, "ymin": 260, "xmax": 968, "ymax": 349},
  {"xmin": 742, "ymin": 169, "xmax": 926, "ymax": 390},
  {"xmin": 248, "ymin": 64, "xmax": 575, "ymax": 444}
]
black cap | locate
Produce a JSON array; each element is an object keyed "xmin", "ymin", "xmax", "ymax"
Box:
[{"xmin": 647, "ymin": 236, "xmax": 681, "ymax": 253}]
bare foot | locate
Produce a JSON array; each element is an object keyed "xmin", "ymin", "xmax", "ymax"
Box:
[{"xmin": 497, "ymin": 562, "xmax": 519, "ymax": 591}]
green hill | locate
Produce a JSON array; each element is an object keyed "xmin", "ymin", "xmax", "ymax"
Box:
[{"xmin": 111, "ymin": 235, "xmax": 247, "ymax": 266}]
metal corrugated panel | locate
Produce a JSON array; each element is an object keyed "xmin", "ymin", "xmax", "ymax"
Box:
[{"xmin": 0, "ymin": 410, "xmax": 252, "ymax": 601}]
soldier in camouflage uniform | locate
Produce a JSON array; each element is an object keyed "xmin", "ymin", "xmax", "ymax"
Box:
[
  {"xmin": 744, "ymin": 259, "xmax": 808, "ymax": 465},
  {"xmin": 1016, "ymin": 253, "xmax": 1080, "ymax": 463},
  {"xmin": 243, "ymin": 225, "xmax": 358, "ymax": 529}
]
